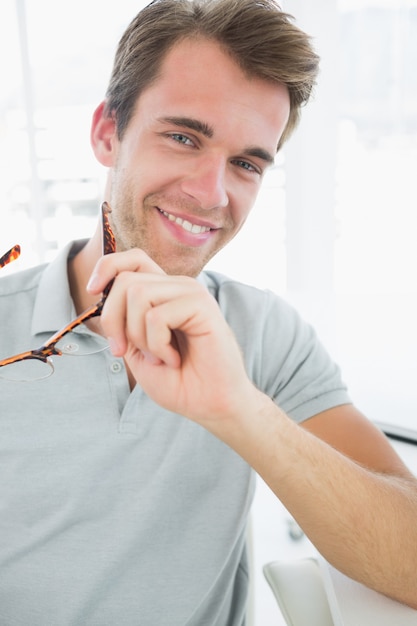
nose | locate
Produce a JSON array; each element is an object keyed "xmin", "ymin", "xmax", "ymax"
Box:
[{"xmin": 180, "ymin": 154, "xmax": 229, "ymax": 210}]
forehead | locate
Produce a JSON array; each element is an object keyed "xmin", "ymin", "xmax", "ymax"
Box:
[{"xmin": 136, "ymin": 37, "xmax": 290, "ymax": 152}]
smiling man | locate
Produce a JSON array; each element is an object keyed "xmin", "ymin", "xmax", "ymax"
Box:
[
  {"xmin": 87, "ymin": 37, "xmax": 289, "ymax": 278},
  {"xmin": 1, "ymin": 1, "xmax": 417, "ymax": 625}
]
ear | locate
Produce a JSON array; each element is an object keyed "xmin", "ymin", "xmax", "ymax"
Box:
[{"xmin": 90, "ymin": 101, "xmax": 118, "ymax": 167}]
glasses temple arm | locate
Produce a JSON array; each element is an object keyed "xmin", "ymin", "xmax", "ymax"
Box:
[{"xmin": 0, "ymin": 245, "xmax": 21, "ymax": 269}]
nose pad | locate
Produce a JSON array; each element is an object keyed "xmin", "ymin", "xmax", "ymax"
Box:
[{"xmin": 181, "ymin": 158, "xmax": 229, "ymax": 210}]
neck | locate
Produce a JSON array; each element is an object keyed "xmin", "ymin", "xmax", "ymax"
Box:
[{"xmin": 67, "ymin": 224, "xmax": 103, "ymax": 317}]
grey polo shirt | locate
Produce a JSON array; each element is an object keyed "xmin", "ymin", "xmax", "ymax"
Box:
[{"xmin": 0, "ymin": 241, "xmax": 350, "ymax": 625}]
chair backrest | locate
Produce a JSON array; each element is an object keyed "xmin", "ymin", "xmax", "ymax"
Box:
[
  {"xmin": 263, "ymin": 557, "xmax": 334, "ymax": 626},
  {"xmin": 263, "ymin": 556, "xmax": 417, "ymax": 626}
]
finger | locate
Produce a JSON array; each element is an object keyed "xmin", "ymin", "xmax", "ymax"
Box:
[
  {"xmin": 102, "ymin": 274, "xmax": 200, "ymax": 361},
  {"xmin": 143, "ymin": 304, "xmax": 182, "ymax": 368},
  {"xmin": 99, "ymin": 270, "xmax": 150, "ymax": 356},
  {"xmin": 99, "ymin": 275, "xmax": 129, "ymax": 356},
  {"xmin": 100, "ymin": 271, "xmax": 181, "ymax": 356},
  {"xmin": 142, "ymin": 289, "xmax": 218, "ymax": 367},
  {"xmin": 86, "ymin": 248, "xmax": 165, "ymax": 294}
]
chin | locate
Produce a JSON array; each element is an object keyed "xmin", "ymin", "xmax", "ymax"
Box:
[
  {"xmin": 153, "ymin": 249, "xmax": 209, "ymax": 278},
  {"xmin": 161, "ymin": 258, "xmax": 206, "ymax": 278},
  {"xmin": 164, "ymin": 264, "xmax": 203, "ymax": 278}
]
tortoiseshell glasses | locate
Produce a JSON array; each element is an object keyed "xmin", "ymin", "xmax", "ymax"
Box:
[{"xmin": 0, "ymin": 202, "xmax": 115, "ymax": 381}]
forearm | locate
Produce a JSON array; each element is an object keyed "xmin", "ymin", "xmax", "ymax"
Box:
[{"xmin": 220, "ymin": 391, "xmax": 417, "ymax": 608}]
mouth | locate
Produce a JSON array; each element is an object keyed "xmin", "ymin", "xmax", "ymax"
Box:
[{"xmin": 158, "ymin": 208, "xmax": 213, "ymax": 235}]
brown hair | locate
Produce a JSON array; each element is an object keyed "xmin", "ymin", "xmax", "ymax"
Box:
[{"xmin": 105, "ymin": 0, "xmax": 319, "ymax": 150}]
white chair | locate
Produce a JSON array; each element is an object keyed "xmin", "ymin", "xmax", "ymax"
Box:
[
  {"xmin": 263, "ymin": 556, "xmax": 417, "ymax": 626},
  {"xmin": 263, "ymin": 557, "xmax": 334, "ymax": 626}
]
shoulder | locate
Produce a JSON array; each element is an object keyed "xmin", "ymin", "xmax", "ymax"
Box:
[
  {"xmin": 199, "ymin": 269, "xmax": 316, "ymax": 366},
  {"xmin": 199, "ymin": 270, "xmax": 307, "ymax": 336},
  {"xmin": 200, "ymin": 270, "xmax": 295, "ymax": 314}
]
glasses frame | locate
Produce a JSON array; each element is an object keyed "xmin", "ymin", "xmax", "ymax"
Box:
[
  {"xmin": 0, "ymin": 244, "xmax": 21, "ymax": 269},
  {"xmin": 0, "ymin": 202, "xmax": 115, "ymax": 380}
]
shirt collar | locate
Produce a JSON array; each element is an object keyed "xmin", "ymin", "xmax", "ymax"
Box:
[{"xmin": 31, "ymin": 240, "xmax": 87, "ymax": 337}]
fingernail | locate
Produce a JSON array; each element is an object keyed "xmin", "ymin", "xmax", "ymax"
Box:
[
  {"xmin": 86, "ymin": 272, "xmax": 99, "ymax": 292},
  {"xmin": 142, "ymin": 351, "xmax": 162, "ymax": 366},
  {"xmin": 108, "ymin": 337, "xmax": 121, "ymax": 355}
]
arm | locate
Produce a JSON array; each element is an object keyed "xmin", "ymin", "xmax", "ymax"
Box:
[
  {"xmin": 89, "ymin": 250, "xmax": 417, "ymax": 608},
  {"xmin": 237, "ymin": 400, "xmax": 417, "ymax": 608}
]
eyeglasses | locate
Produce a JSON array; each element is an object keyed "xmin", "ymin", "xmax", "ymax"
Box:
[{"xmin": 0, "ymin": 202, "xmax": 116, "ymax": 381}]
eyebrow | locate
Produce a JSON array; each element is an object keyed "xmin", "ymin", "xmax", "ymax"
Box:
[
  {"xmin": 160, "ymin": 116, "xmax": 214, "ymax": 138},
  {"xmin": 159, "ymin": 116, "xmax": 275, "ymax": 165},
  {"xmin": 243, "ymin": 146, "xmax": 275, "ymax": 165}
]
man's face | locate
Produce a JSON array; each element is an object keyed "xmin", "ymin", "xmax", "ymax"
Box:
[{"xmin": 103, "ymin": 38, "xmax": 290, "ymax": 277}]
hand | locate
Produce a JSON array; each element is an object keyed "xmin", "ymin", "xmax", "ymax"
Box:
[{"xmin": 87, "ymin": 249, "xmax": 258, "ymax": 429}]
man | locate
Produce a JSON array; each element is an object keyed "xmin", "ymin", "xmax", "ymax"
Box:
[{"xmin": 0, "ymin": 0, "xmax": 416, "ymax": 624}]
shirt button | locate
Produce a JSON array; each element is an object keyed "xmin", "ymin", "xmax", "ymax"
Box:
[
  {"xmin": 61, "ymin": 342, "xmax": 80, "ymax": 354},
  {"xmin": 110, "ymin": 361, "xmax": 123, "ymax": 373}
]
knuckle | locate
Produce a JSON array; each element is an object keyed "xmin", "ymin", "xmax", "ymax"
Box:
[{"xmin": 144, "ymin": 305, "xmax": 162, "ymax": 328}]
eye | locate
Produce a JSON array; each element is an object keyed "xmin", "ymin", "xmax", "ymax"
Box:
[
  {"xmin": 169, "ymin": 133, "xmax": 195, "ymax": 147},
  {"xmin": 232, "ymin": 159, "xmax": 261, "ymax": 175}
]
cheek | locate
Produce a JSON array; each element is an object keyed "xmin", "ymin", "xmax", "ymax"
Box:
[
  {"xmin": 230, "ymin": 186, "xmax": 259, "ymax": 229},
  {"xmin": 111, "ymin": 154, "xmax": 152, "ymax": 201}
]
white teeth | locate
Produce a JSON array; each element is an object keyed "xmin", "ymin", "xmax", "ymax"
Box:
[{"xmin": 160, "ymin": 210, "xmax": 211, "ymax": 234}]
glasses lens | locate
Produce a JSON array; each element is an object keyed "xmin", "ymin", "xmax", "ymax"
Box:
[
  {"xmin": 54, "ymin": 332, "xmax": 109, "ymax": 356},
  {"xmin": 0, "ymin": 358, "xmax": 53, "ymax": 382}
]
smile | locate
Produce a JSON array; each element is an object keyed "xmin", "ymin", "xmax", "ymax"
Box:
[{"xmin": 159, "ymin": 209, "xmax": 212, "ymax": 234}]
